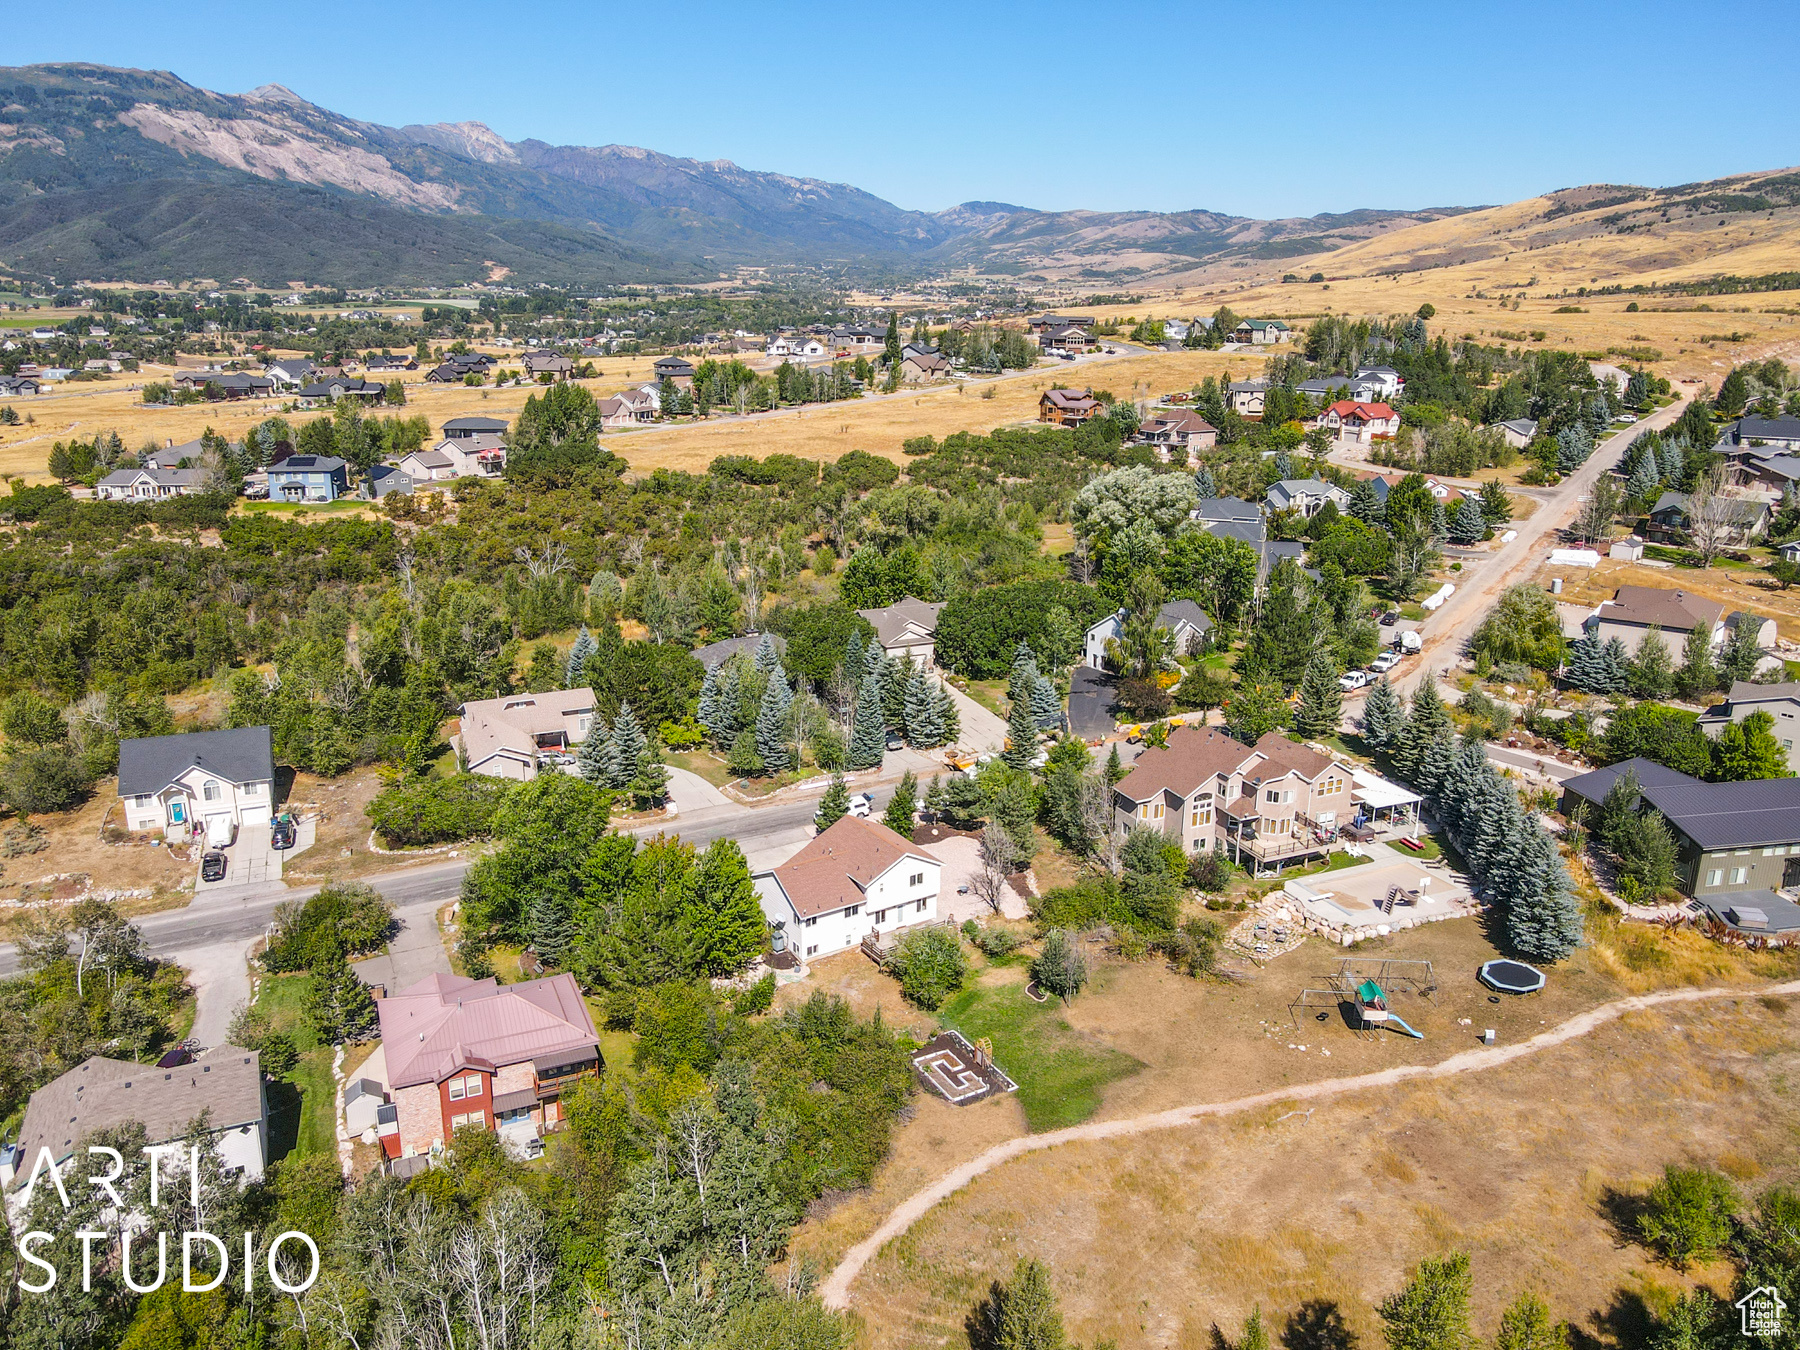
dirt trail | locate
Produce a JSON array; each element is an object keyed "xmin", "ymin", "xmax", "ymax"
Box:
[{"xmin": 819, "ymin": 976, "xmax": 1800, "ymax": 1310}]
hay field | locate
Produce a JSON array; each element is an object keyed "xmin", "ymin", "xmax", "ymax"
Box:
[{"xmin": 843, "ymin": 992, "xmax": 1800, "ymax": 1350}]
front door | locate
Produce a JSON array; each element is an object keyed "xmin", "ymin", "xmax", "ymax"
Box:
[{"xmin": 1785, "ymin": 857, "xmax": 1800, "ymax": 889}]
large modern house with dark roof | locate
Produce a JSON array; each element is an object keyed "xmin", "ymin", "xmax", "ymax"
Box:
[
  {"xmin": 754, "ymin": 815, "xmax": 942, "ymax": 961},
  {"xmin": 1561, "ymin": 758, "xmax": 1800, "ymax": 904},
  {"xmin": 118, "ymin": 725, "xmax": 276, "ymax": 845}
]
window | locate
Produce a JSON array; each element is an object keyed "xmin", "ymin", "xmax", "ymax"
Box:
[
  {"xmin": 243, "ymin": 782, "xmax": 259, "ymax": 795},
  {"xmin": 1730, "ymin": 867, "xmax": 1748, "ymax": 885},
  {"xmin": 844, "ymin": 905, "xmax": 860, "ymax": 918},
  {"xmin": 908, "ymin": 872, "xmax": 924, "ymax": 887},
  {"xmin": 203, "ymin": 780, "xmax": 222, "ymax": 802},
  {"xmin": 805, "ymin": 944, "xmax": 818, "ymax": 957},
  {"xmin": 134, "ymin": 794, "xmax": 152, "ymax": 807},
  {"xmin": 449, "ymin": 1078, "xmax": 464, "ymax": 1101},
  {"xmin": 1153, "ymin": 802, "xmax": 1165, "ymax": 819},
  {"xmin": 1706, "ymin": 869, "xmax": 1724, "ymax": 887},
  {"xmin": 1320, "ymin": 775, "xmax": 1342, "ymax": 795},
  {"xmin": 1191, "ymin": 801, "xmax": 1212, "ymax": 828},
  {"xmin": 447, "ymin": 1073, "xmax": 482, "ymax": 1101},
  {"xmin": 874, "ymin": 909, "xmax": 888, "ymax": 924},
  {"xmin": 803, "ymin": 917, "xmax": 816, "ymax": 928},
  {"xmin": 914, "ymin": 900, "xmax": 926, "ymax": 913}
]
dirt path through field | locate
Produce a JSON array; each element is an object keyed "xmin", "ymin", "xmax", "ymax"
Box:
[{"xmin": 819, "ymin": 976, "xmax": 1800, "ymax": 1310}]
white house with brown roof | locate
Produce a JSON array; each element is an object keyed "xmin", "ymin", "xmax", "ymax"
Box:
[
  {"xmin": 1582, "ymin": 585, "xmax": 1727, "ymax": 657},
  {"xmin": 399, "ymin": 435, "xmax": 506, "ymax": 482},
  {"xmin": 374, "ymin": 972, "xmax": 601, "ymax": 1162},
  {"xmin": 856, "ymin": 596, "xmax": 946, "ymax": 667},
  {"xmin": 1318, "ymin": 400, "xmax": 1399, "ymax": 443},
  {"xmin": 456, "ymin": 688, "xmax": 597, "ymax": 780},
  {"xmin": 753, "ymin": 815, "xmax": 942, "ymax": 960}
]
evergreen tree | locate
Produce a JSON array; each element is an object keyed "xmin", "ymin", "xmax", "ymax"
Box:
[
  {"xmin": 753, "ymin": 631, "xmax": 781, "ymax": 673},
  {"xmin": 1415, "ymin": 727, "xmax": 1458, "ymax": 798},
  {"xmin": 1503, "ymin": 825, "xmax": 1584, "ymax": 960},
  {"xmin": 1448, "ymin": 498, "xmax": 1485, "ymax": 544},
  {"xmin": 883, "ymin": 313, "xmax": 901, "ymax": 367},
  {"xmin": 1274, "ymin": 449, "xmax": 1295, "ymax": 480},
  {"xmin": 1394, "ymin": 679, "xmax": 1453, "ymax": 780},
  {"xmin": 863, "ymin": 639, "xmax": 890, "ymax": 682},
  {"xmin": 843, "ymin": 629, "xmax": 865, "ymax": 684},
  {"xmin": 1718, "ymin": 618, "xmax": 1764, "ymax": 686},
  {"xmin": 814, "ymin": 774, "xmax": 850, "ymax": 832},
  {"xmin": 565, "ymin": 624, "xmax": 596, "ymax": 686},
  {"xmin": 1193, "ymin": 465, "xmax": 1217, "ymax": 499},
  {"xmin": 1556, "ymin": 422, "xmax": 1593, "ymax": 473},
  {"xmin": 925, "ymin": 773, "xmax": 945, "ymax": 820},
  {"xmin": 609, "ymin": 702, "xmax": 649, "ymax": 790},
  {"xmin": 1565, "ymin": 633, "xmax": 1623, "ymax": 694},
  {"xmin": 885, "ymin": 770, "xmax": 918, "ymax": 837},
  {"xmin": 1627, "ymin": 625, "xmax": 1674, "ymax": 698},
  {"xmin": 1004, "ymin": 692, "xmax": 1039, "ymax": 769},
  {"xmin": 1293, "ymin": 649, "xmax": 1344, "ymax": 739},
  {"xmin": 1712, "ymin": 710, "xmax": 1792, "ymax": 782},
  {"xmin": 1362, "ymin": 676, "xmax": 1403, "ymax": 751},
  {"xmin": 1377, "ymin": 1251, "xmax": 1474, "ymax": 1350},
  {"xmin": 1104, "ymin": 743, "xmax": 1125, "ymax": 785},
  {"xmin": 756, "ymin": 664, "xmax": 794, "ymax": 773},
  {"xmin": 697, "ymin": 664, "xmax": 721, "ymax": 736},
  {"xmin": 1675, "ymin": 621, "xmax": 1716, "ymax": 699},
  {"xmin": 1479, "ymin": 478, "xmax": 1513, "ymax": 523},
  {"xmin": 903, "ymin": 669, "xmax": 930, "ymax": 744},
  {"xmin": 577, "ymin": 715, "xmax": 614, "ymax": 785},
  {"xmin": 1627, "ymin": 450, "xmax": 1660, "ymax": 502},
  {"xmin": 1717, "ymin": 365, "xmax": 1749, "ymax": 416},
  {"xmin": 850, "ymin": 670, "xmax": 886, "ymax": 769},
  {"xmin": 1659, "ymin": 438, "xmax": 1686, "ymax": 487},
  {"xmin": 1350, "ymin": 478, "xmax": 1385, "ymax": 524},
  {"xmin": 526, "ymin": 890, "xmax": 579, "ymax": 969},
  {"xmin": 713, "ymin": 658, "xmax": 744, "ymax": 745},
  {"xmin": 1008, "ymin": 642, "xmax": 1040, "ymax": 706},
  {"xmin": 934, "ymin": 683, "xmax": 961, "ymax": 744},
  {"xmin": 688, "ymin": 839, "xmax": 767, "ymax": 975},
  {"xmin": 1428, "ymin": 499, "xmax": 1450, "ymax": 539},
  {"xmin": 980, "ymin": 1257, "xmax": 1067, "ymax": 1350},
  {"xmin": 1030, "ymin": 674, "xmax": 1063, "ymax": 731}
]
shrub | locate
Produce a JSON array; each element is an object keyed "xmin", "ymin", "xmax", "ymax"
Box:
[
  {"xmin": 1185, "ymin": 849, "xmax": 1234, "ymax": 892},
  {"xmin": 365, "ymin": 774, "xmax": 512, "ymax": 848},
  {"xmin": 1637, "ymin": 1164, "xmax": 1737, "ymax": 1268},
  {"xmin": 0, "ymin": 746, "xmax": 93, "ymax": 814},
  {"xmin": 730, "ymin": 972, "xmax": 776, "ymax": 1017},
  {"xmin": 1159, "ymin": 916, "xmax": 1224, "ymax": 978},
  {"xmin": 886, "ymin": 926, "xmax": 968, "ymax": 1010},
  {"xmin": 1031, "ymin": 929, "xmax": 1089, "ymax": 1002},
  {"xmin": 963, "ymin": 921, "xmax": 1023, "ymax": 958},
  {"xmin": 263, "ymin": 883, "xmax": 395, "ymax": 973}
]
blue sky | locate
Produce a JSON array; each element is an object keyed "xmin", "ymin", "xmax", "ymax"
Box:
[{"xmin": 15, "ymin": 1, "xmax": 1800, "ymax": 219}]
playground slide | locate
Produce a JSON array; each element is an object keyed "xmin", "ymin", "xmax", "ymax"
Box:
[{"xmin": 1385, "ymin": 1014, "xmax": 1423, "ymax": 1039}]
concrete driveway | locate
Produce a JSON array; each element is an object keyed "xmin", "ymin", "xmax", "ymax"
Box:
[
  {"xmin": 666, "ymin": 765, "xmax": 732, "ymax": 814},
  {"xmin": 195, "ymin": 828, "xmax": 280, "ymax": 893},
  {"xmin": 173, "ymin": 937, "xmax": 255, "ymax": 1050},
  {"xmin": 940, "ymin": 677, "xmax": 1008, "ymax": 754},
  {"xmin": 923, "ymin": 833, "xmax": 1028, "ymax": 921},
  {"xmin": 352, "ymin": 897, "xmax": 454, "ymax": 997}
]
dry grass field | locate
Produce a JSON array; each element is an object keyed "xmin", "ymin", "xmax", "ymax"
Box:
[
  {"xmin": 844, "ymin": 991, "xmax": 1800, "ymax": 1350},
  {"xmin": 1537, "ymin": 553, "xmax": 1800, "ymax": 645}
]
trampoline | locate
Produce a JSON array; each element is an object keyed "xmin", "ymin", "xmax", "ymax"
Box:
[{"xmin": 1479, "ymin": 959, "xmax": 1546, "ymax": 995}]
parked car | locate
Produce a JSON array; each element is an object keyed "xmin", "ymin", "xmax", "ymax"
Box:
[
  {"xmin": 271, "ymin": 816, "xmax": 296, "ymax": 850},
  {"xmin": 1338, "ymin": 670, "xmax": 1371, "ymax": 691},
  {"xmin": 201, "ymin": 851, "xmax": 227, "ymax": 882},
  {"xmin": 1380, "ymin": 610, "xmax": 1399, "ymax": 626},
  {"xmin": 847, "ymin": 792, "xmax": 875, "ymax": 819},
  {"xmin": 1368, "ymin": 652, "xmax": 1401, "ymax": 674}
]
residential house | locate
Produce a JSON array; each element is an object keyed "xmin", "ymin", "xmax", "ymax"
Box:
[
  {"xmin": 693, "ymin": 632, "xmax": 787, "ymax": 670},
  {"xmin": 522, "ymin": 351, "xmax": 576, "ymax": 381},
  {"xmin": 172, "ymin": 370, "xmax": 275, "ymax": 400},
  {"xmin": 297, "ymin": 376, "xmax": 385, "ymax": 407},
  {"xmin": 95, "ymin": 466, "xmax": 204, "ymax": 501},
  {"xmin": 827, "ymin": 324, "xmax": 887, "ymax": 353},
  {"xmin": 753, "ymin": 815, "xmax": 942, "ymax": 961},
  {"xmin": 1780, "ymin": 539, "xmax": 1800, "ymax": 564},
  {"xmin": 857, "ymin": 596, "xmax": 946, "ymax": 667},
  {"xmin": 7, "ymin": 1048, "xmax": 268, "ymax": 1202},
  {"xmin": 1266, "ymin": 478, "xmax": 1353, "ymax": 518},
  {"xmin": 1697, "ymin": 682, "xmax": 1800, "ymax": 773},
  {"xmin": 1582, "ymin": 585, "xmax": 1725, "ymax": 657},
  {"xmin": 1230, "ymin": 318, "xmax": 1291, "ymax": 345},
  {"xmin": 268, "ymin": 454, "xmax": 349, "ymax": 502},
  {"xmin": 425, "ymin": 354, "xmax": 495, "ymax": 383},
  {"xmin": 900, "ymin": 347, "xmax": 951, "ymax": 383},
  {"xmin": 1227, "ymin": 379, "xmax": 1268, "ymax": 417},
  {"xmin": 1218, "ymin": 732, "xmax": 1354, "ymax": 868},
  {"xmin": 118, "ymin": 725, "xmax": 276, "ymax": 845},
  {"xmin": 1646, "ymin": 490, "xmax": 1771, "ymax": 546},
  {"xmin": 1725, "ymin": 415, "xmax": 1800, "ymax": 453},
  {"xmin": 443, "ymin": 415, "xmax": 509, "ymax": 440},
  {"xmin": 599, "ymin": 387, "xmax": 659, "ymax": 428},
  {"xmin": 768, "ymin": 334, "xmax": 828, "ymax": 359},
  {"xmin": 1497, "ymin": 418, "xmax": 1539, "ymax": 449},
  {"xmin": 1027, "ymin": 313, "xmax": 1095, "ymax": 334},
  {"xmin": 400, "ymin": 435, "xmax": 506, "ymax": 481},
  {"xmin": 1190, "ymin": 496, "xmax": 1263, "ymax": 528},
  {"xmin": 1039, "ymin": 388, "xmax": 1101, "ymax": 426},
  {"xmin": 363, "ymin": 464, "xmax": 415, "ymax": 499},
  {"xmin": 1353, "ymin": 366, "xmax": 1406, "ymax": 401},
  {"xmin": 1296, "ymin": 375, "xmax": 1354, "ymax": 403},
  {"xmin": 1134, "ymin": 409, "xmax": 1218, "ymax": 460},
  {"xmin": 1560, "ymin": 759, "xmax": 1800, "ymax": 902},
  {"xmin": 1082, "ymin": 599, "xmax": 1212, "ymax": 668},
  {"xmin": 1735, "ymin": 450, "xmax": 1800, "ymax": 498},
  {"xmin": 265, "ymin": 358, "xmax": 317, "ymax": 390},
  {"xmin": 363, "ymin": 354, "xmax": 418, "ymax": 373},
  {"xmin": 376, "ymin": 972, "xmax": 601, "ymax": 1162},
  {"xmin": 652, "ymin": 356, "xmax": 696, "ymax": 389},
  {"xmin": 1319, "ymin": 400, "xmax": 1400, "ymax": 443},
  {"xmin": 1038, "ymin": 323, "xmax": 1092, "ymax": 354},
  {"xmin": 0, "ymin": 375, "xmax": 41, "ymax": 397},
  {"xmin": 455, "ymin": 688, "xmax": 597, "ymax": 780},
  {"xmin": 1110, "ymin": 725, "xmax": 1260, "ymax": 855}
]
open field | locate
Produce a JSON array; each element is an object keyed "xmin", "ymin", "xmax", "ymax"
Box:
[
  {"xmin": 1535, "ymin": 552, "xmax": 1800, "ymax": 644},
  {"xmin": 845, "ymin": 990, "xmax": 1800, "ymax": 1350}
]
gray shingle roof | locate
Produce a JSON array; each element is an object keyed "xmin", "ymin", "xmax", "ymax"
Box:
[
  {"xmin": 1156, "ymin": 599, "xmax": 1212, "ymax": 633},
  {"xmin": 117, "ymin": 726, "xmax": 275, "ymax": 797},
  {"xmin": 1641, "ymin": 777, "xmax": 1800, "ymax": 851},
  {"xmin": 1192, "ymin": 496, "xmax": 1262, "ymax": 523}
]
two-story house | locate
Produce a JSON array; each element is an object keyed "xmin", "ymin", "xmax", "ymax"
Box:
[
  {"xmin": 1318, "ymin": 400, "xmax": 1400, "ymax": 442},
  {"xmin": 856, "ymin": 596, "xmax": 945, "ymax": 667},
  {"xmin": 1039, "ymin": 388, "xmax": 1101, "ymax": 426},
  {"xmin": 1083, "ymin": 599, "xmax": 1212, "ymax": 667},
  {"xmin": 1231, "ymin": 319, "xmax": 1291, "ymax": 345},
  {"xmin": 1697, "ymin": 681, "xmax": 1800, "ymax": 773},
  {"xmin": 118, "ymin": 725, "xmax": 276, "ymax": 846},
  {"xmin": 1111, "ymin": 725, "xmax": 1259, "ymax": 853},
  {"xmin": 268, "ymin": 454, "xmax": 349, "ymax": 502},
  {"xmin": 1227, "ymin": 379, "xmax": 1268, "ymax": 417},
  {"xmin": 442, "ymin": 415, "xmax": 509, "ymax": 440},
  {"xmin": 1265, "ymin": 478, "xmax": 1353, "ymax": 518},
  {"xmin": 1134, "ymin": 409, "xmax": 1218, "ymax": 460},
  {"xmin": 653, "ymin": 356, "xmax": 696, "ymax": 389},
  {"xmin": 753, "ymin": 815, "xmax": 942, "ymax": 961},
  {"xmin": 399, "ymin": 435, "xmax": 506, "ymax": 482},
  {"xmin": 456, "ymin": 688, "xmax": 598, "ymax": 780},
  {"xmin": 375, "ymin": 972, "xmax": 601, "ymax": 1164}
]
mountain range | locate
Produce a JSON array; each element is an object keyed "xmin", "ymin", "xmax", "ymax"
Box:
[{"xmin": 0, "ymin": 63, "xmax": 1794, "ymax": 296}]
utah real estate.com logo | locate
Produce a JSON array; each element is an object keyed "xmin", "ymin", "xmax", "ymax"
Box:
[{"xmin": 1738, "ymin": 1287, "xmax": 1787, "ymax": 1340}]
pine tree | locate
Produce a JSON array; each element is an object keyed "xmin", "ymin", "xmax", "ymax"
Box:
[
  {"xmin": 1503, "ymin": 824, "xmax": 1584, "ymax": 961},
  {"xmin": 850, "ymin": 670, "xmax": 886, "ymax": 769},
  {"xmin": 863, "ymin": 640, "xmax": 889, "ymax": 683},
  {"xmin": 1415, "ymin": 727, "xmax": 1458, "ymax": 797},
  {"xmin": 1293, "ymin": 649, "xmax": 1343, "ymax": 739},
  {"xmin": 1718, "ymin": 618, "xmax": 1764, "ymax": 686},
  {"xmin": 1448, "ymin": 498, "xmax": 1485, "ymax": 544},
  {"xmin": 982, "ymin": 1258, "xmax": 1067, "ymax": 1350},
  {"xmin": 1627, "ymin": 450, "xmax": 1660, "ymax": 502},
  {"xmin": 1193, "ymin": 465, "xmax": 1217, "ymax": 499},
  {"xmin": 1493, "ymin": 1291, "xmax": 1563, "ymax": 1350},
  {"xmin": 934, "ymin": 684, "xmax": 960, "ymax": 745},
  {"xmin": 1008, "ymin": 642, "xmax": 1040, "ymax": 706},
  {"xmin": 1361, "ymin": 676, "xmax": 1403, "ymax": 751},
  {"xmin": 713, "ymin": 658, "xmax": 743, "ymax": 745},
  {"xmin": 1350, "ymin": 478, "xmax": 1384, "ymax": 524},
  {"xmin": 565, "ymin": 625, "xmax": 596, "ymax": 686},
  {"xmin": 697, "ymin": 664, "xmax": 721, "ymax": 737},
  {"xmin": 1556, "ymin": 422, "xmax": 1593, "ymax": 473},
  {"xmin": 1627, "ymin": 625, "xmax": 1674, "ymax": 698},
  {"xmin": 925, "ymin": 773, "xmax": 945, "ymax": 820},
  {"xmin": 1394, "ymin": 679, "xmax": 1452, "ymax": 780},
  {"xmin": 753, "ymin": 631, "xmax": 780, "ymax": 673},
  {"xmin": 1004, "ymin": 692, "xmax": 1039, "ymax": 769},
  {"xmin": 1104, "ymin": 743, "xmax": 1124, "ymax": 785},
  {"xmin": 577, "ymin": 715, "xmax": 613, "ymax": 785},
  {"xmin": 814, "ymin": 774, "xmax": 850, "ymax": 832},
  {"xmin": 1660, "ymin": 439, "xmax": 1686, "ymax": 487},
  {"xmin": 903, "ymin": 669, "xmax": 930, "ymax": 744},
  {"xmin": 1675, "ymin": 621, "xmax": 1716, "ymax": 699},
  {"xmin": 1030, "ymin": 674, "xmax": 1062, "ymax": 731},
  {"xmin": 843, "ymin": 630, "xmax": 865, "ymax": 683},
  {"xmin": 1273, "ymin": 449, "xmax": 1294, "ymax": 480},
  {"xmin": 1428, "ymin": 499, "xmax": 1450, "ymax": 538},
  {"xmin": 885, "ymin": 770, "xmax": 918, "ymax": 837},
  {"xmin": 1377, "ymin": 1251, "xmax": 1473, "ymax": 1350},
  {"xmin": 756, "ymin": 664, "xmax": 794, "ymax": 773},
  {"xmin": 526, "ymin": 891, "xmax": 579, "ymax": 969},
  {"xmin": 609, "ymin": 702, "xmax": 648, "ymax": 790}
]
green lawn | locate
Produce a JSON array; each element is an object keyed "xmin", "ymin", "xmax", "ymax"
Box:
[
  {"xmin": 940, "ymin": 978, "xmax": 1142, "ymax": 1133},
  {"xmin": 253, "ymin": 973, "xmax": 340, "ymax": 1161}
]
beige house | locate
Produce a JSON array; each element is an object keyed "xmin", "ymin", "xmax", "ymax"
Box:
[
  {"xmin": 1582, "ymin": 586, "xmax": 1725, "ymax": 657},
  {"xmin": 456, "ymin": 688, "xmax": 597, "ymax": 779},
  {"xmin": 399, "ymin": 435, "xmax": 506, "ymax": 481},
  {"xmin": 900, "ymin": 348, "xmax": 951, "ymax": 383},
  {"xmin": 118, "ymin": 725, "xmax": 276, "ymax": 847},
  {"xmin": 1698, "ymin": 681, "xmax": 1800, "ymax": 772},
  {"xmin": 857, "ymin": 596, "xmax": 946, "ymax": 667},
  {"xmin": 1134, "ymin": 409, "xmax": 1218, "ymax": 460}
]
